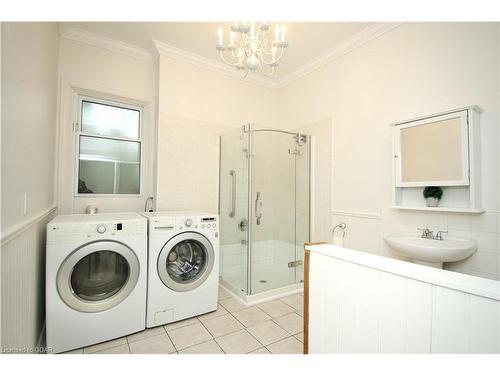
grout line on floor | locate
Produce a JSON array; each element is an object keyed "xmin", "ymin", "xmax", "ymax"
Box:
[
  {"xmin": 78, "ymin": 293, "xmax": 305, "ymax": 354},
  {"xmin": 167, "ymin": 319, "xmax": 215, "ymax": 353}
]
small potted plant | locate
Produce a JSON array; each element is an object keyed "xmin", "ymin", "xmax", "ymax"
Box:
[{"xmin": 423, "ymin": 186, "xmax": 443, "ymax": 207}]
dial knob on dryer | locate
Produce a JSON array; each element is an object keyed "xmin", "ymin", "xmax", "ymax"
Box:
[
  {"xmin": 96, "ymin": 224, "xmax": 106, "ymax": 234},
  {"xmin": 185, "ymin": 218, "xmax": 193, "ymax": 227}
]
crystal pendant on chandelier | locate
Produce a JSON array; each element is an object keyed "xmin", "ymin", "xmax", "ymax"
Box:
[{"xmin": 216, "ymin": 22, "xmax": 288, "ymax": 78}]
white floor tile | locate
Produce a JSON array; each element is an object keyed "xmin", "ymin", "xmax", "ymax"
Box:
[
  {"xmin": 218, "ymin": 297, "xmax": 247, "ymax": 312},
  {"xmin": 232, "ymin": 306, "xmax": 272, "ymax": 327},
  {"xmin": 129, "ymin": 333, "xmax": 176, "ymax": 354},
  {"xmin": 126, "ymin": 326, "xmax": 165, "ymax": 343},
  {"xmin": 168, "ymin": 322, "xmax": 213, "ymax": 350},
  {"xmin": 247, "ymin": 347, "xmax": 271, "ymax": 354},
  {"xmin": 164, "ymin": 317, "xmax": 199, "ymax": 332},
  {"xmin": 61, "ymin": 348, "xmax": 84, "ymax": 354},
  {"xmin": 197, "ymin": 304, "xmax": 229, "ymax": 322},
  {"xmin": 280, "ymin": 294, "xmax": 304, "ymax": 310},
  {"xmin": 246, "ymin": 320, "xmax": 290, "ymax": 346},
  {"xmin": 179, "ymin": 340, "xmax": 225, "ymax": 354},
  {"xmin": 266, "ymin": 337, "xmax": 303, "ymax": 354},
  {"xmin": 218, "ymin": 287, "xmax": 232, "ymax": 300},
  {"xmin": 257, "ymin": 300, "xmax": 294, "ymax": 318},
  {"xmin": 273, "ymin": 313, "xmax": 303, "ymax": 335},
  {"xmin": 215, "ymin": 329, "xmax": 262, "ymax": 354},
  {"xmin": 92, "ymin": 344, "xmax": 130, "ymax": 354},
  {"xmin": 202, "ymin": 314, "xmax": 244, "ymax": 338},
  {"xmin": 83, "ymin": 337, "xmax": 128, "ymax": 354}
]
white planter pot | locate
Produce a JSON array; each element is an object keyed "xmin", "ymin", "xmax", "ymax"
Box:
[{"xmin": 426, "ymin": 197, "xmax": 440, "ymax": 207}]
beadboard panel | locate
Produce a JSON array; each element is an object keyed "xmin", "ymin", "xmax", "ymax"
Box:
[
  {"xmin": 1, "ymin": 209, "xmax": 56, "ymax": 352},
  {"xmin": 308, "ymin": 250, "xmax": 500, "ymax": 353}
]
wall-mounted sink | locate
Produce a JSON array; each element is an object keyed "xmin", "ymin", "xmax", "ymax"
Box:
[{"xmin": 383, "ymin": 234, "xmax": 477, "ymax": 268}]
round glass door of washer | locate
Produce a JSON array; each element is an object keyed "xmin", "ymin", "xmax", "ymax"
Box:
[
  {"xmin": 157, "ymin": 232, "xmax": 215, "ymax": 292},
  {"xmin": 57, "ymin": 241, "xmax": 140, "ymax": 312}
]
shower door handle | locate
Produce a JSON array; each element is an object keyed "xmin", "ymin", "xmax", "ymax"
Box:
[
  {"xmin": 229, "ymin": 170, "xmax": 236, "ymax": 218},
  {"xmin": 255, "ymin": 192, "xmax": 262, "ymax": 225}
]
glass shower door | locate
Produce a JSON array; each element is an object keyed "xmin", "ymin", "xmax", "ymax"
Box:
[
  {"xmin": 219, "ymin": 127, "xmax": 250, "ymax": 294},
  {"xmin": 250, "ymin": 129, "xmax": 305, "ymax": 294}
]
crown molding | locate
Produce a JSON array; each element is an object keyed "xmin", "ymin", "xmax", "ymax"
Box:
[
  {"xmin": 152, "ymin": 39, "xmax": 279, "ymax": 89},
  {"xmin": 58, "ymin": 22, "xmax": 404, "ymax": 90},
  {"xmin": 274, "ymin": 22, "xmax": 404, "ymax": 88},
  {"xmin": 58, "ymin": 22, "xmax": 154, "ymax": 63}
]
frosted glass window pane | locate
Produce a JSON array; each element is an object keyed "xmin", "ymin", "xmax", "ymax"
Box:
[
  {"xmin": 78, "ymin": 136, "xmax": 140, "ymax": 194},
  {"xmin": 81, "ymin": 100, "xmax": 140, "ymax": 139}
]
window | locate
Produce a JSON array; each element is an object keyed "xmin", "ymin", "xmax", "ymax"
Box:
[{"xmin": 76, "ymin": 97, "xmax": 142, "ymax": 195}]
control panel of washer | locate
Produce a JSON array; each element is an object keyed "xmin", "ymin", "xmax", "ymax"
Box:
[{"xmin": 174, "ymin": 216, "xmax": 217, "ymax": 231}]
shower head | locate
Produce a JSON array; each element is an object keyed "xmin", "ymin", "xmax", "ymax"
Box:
[{"xmin": 295, "ymin": 134, "xmax": 307, "ymax": 146}]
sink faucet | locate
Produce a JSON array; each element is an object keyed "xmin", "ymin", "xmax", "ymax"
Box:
[
  {"xmin": 417, "ymin": 227, "xmax": 434, "ymax": 239},
  {"xmin": 435, "ymin": 230, "xmax": 448, "ymax": 240},
  {"xmin": 417, "ymin": 228, "xmax": 448, "ymax": 240}
]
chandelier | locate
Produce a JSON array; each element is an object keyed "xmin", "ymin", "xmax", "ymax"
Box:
[{"xmin": 216, "ymin": 22, "xmax": 288, "ymax": 78}]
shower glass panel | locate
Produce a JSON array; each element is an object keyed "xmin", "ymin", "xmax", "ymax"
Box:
[
  {"xmin": 219, "ymin": 124, "xmax": 310, "ymax": 297},
  {"xmin": 219, "ymin": 127, "xmax": 249, "ymax": 294},
  {"xmin": 251, "ymin": 130, "xmax": 296, "ymax": 293}
]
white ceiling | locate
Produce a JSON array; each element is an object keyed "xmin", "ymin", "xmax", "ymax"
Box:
[{"xmin": 67, "ymin": 22, "xmax": 373, "ymax": 80}]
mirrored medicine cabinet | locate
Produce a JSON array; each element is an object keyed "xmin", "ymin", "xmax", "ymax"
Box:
[{"xmin": 391, "ymin": 106, "xmax": 484, "ymax": 214}]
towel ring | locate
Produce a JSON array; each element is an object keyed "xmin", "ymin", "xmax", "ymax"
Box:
[{"xmin": 332, "ymin": 222, "xmax": 347, "ymax": 238}]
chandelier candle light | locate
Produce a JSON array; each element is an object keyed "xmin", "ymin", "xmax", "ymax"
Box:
[{"xmin": 216, "ymin": 22, "xmax": 288, "ymax": 78}]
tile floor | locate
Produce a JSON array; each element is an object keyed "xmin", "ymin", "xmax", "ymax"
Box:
[{"xmin": 63, "ymin": 287, "xmax": 304, "ymax": 355}]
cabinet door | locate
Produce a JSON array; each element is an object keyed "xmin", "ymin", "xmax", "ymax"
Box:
[{"xmin": 394, "ymin": 110, "xmax": 469, "ymax": 187}]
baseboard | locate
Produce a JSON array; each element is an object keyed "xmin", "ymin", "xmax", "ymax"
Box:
[{"xmin": 219, "ymin": 279, "xmax": 303, "ymax": 305}]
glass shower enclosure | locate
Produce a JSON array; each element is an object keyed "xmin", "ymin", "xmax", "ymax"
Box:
[{"xmin": 219, "ymin": 124, "xmax": 310, "ymax": 299}]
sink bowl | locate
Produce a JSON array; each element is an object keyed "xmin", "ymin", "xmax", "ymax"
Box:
[{"xmin": 383, "ymin": 234, "xmax": 478, "ymax": 268}]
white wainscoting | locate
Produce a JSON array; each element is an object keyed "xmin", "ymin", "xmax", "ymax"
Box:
[
  {"xmin": 306, "ymin": 244, "xmax": 500, "ymax": 353},
  {"xmin": 1, "ymin": 206, "xmax": 57, "ymax": 352}
]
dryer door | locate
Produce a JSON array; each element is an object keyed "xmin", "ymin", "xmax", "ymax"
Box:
[
  {"xmin": 157, "ymin": 232, "xmax": 215, "ymax": 292},
  {"xmin": 57, "ymin": 240, "xmax": 140, "ymax": 313}
]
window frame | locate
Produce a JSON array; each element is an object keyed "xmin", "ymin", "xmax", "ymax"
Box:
[{"xmin": 74, "ymin": 95, "xmax": 144, "ymax": 197}]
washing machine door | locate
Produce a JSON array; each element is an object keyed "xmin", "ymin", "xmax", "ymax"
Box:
[
  {"xmin": 157, "ymin": 232, "xmax": 215, "ymax": 292},
  {"xmin": 57, "ymin": 240, "xmax": 140, "ymax": 313}
]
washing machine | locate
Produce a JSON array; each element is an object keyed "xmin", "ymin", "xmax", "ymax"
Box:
[
  {"xmin": 46, "ymin": 213, "xmax": 147, "ymax": 353},
  {"xmin": 143, "ymin": 212, "xmax": 219, "ymax": 327}
]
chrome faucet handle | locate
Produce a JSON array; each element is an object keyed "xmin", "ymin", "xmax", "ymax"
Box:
[
  {"xmin": 435, "ymin": 230, "xmax": 448, "ymax": 240},
  {"xmin": 417, "ymin": 227, "xmax": 433, "ymax": 239}
]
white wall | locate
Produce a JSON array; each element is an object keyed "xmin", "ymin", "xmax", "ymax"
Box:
[
  {"xmin": 280, "ymin": 23, "xmax": 500, "ymax": 280},
  {"xmin": 156, "ymin": 114, "xmax": 232, "ymax": 213},
  {"xmin": 296, "ymin": 118, "xmax": 333, "ymax": 242},
  {"xmin": 57, "ymin": 38, "xmax": 156, "ymax": 214},
  {"xmin": 1, "ymin": 22, "xmax": 59, "ymax": 351},
  {"xmin": 158, "ymin": 55, "xmax": 279, "ymax": 127},
  {"xmin": 155, "ymin": 54, "xmax": 279, "ymax": 212},
  {"xmin": 1, "ymin": 23, "xmax": 59, "ymax": 230}
]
